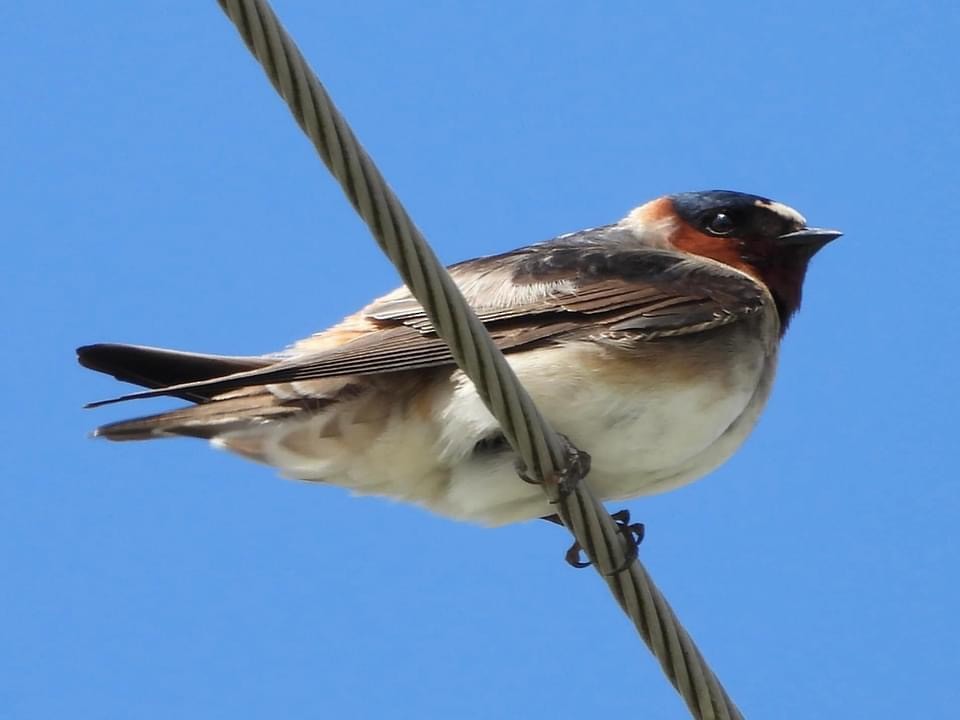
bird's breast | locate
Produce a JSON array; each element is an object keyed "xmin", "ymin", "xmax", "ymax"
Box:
[
  {"xmin": 441, "ymin": 333, "xmax": 773, "ymax": 471},
  {"xmin": 231, "ymin": 319, "xmax": 778, "ymax": 525}
]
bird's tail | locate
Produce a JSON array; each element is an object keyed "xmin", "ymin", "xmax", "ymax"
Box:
[
  {"xmin": 90, "ymin": 390, "xmax": 317, "ymax": 441},
  {"xmin": 77, "ymin": 343, "xmax": 319, "ymax": 441},
  {"xmin": 77, "ymin": 343, "xmax": 271, "ymax": 402}
]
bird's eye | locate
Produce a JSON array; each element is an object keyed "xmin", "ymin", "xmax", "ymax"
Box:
[{"xmin": 706, "ymin": 212, "xmax": 735, "ymax": 236}]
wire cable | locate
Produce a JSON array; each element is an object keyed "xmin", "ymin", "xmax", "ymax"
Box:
[{"xmin": 217, "ymin": 2, "xmax": 744, "ymax": 717}]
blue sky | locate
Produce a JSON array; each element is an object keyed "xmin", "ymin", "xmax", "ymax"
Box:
[{"xmin": 3, "ymin": 1, "xmax": 959, "ymax": 717}]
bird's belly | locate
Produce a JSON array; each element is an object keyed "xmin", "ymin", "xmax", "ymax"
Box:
[
  {"xmin": 230, "ymin": 340, "xmax": 775, "ymax": 526},
  {"xmin": 562, "ymin": 378, "xmax": 751, "ymax": 476},
  {"xmin": 430, "ymin": 341, "xmax": 774, "ymax": 523}
]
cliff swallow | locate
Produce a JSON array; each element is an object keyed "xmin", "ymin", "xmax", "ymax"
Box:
[{"xmin": 78, "ymin": 190, "xmax": 840, "ymax": 526}]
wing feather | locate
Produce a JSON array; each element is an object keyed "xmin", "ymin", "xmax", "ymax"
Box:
[{"xmin": 85, "ymin": 243, "xmax": 769, "ymax": 407}]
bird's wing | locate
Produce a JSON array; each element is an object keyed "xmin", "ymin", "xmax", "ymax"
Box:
[{"xmin": 85, "ymin": 243, "xmax": 768, "ymax": 407}]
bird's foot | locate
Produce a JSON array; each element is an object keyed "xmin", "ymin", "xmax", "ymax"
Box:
[
  {"xmin": 550, "ymin": 509, "xmax": 645, "ymax": 572},
  {"xmin": 604, "ymin": 509, "xmax": 645, "ymax": 574},
  {"xmin": 514, "ymin": 434, "xmax": 591, "ymax": 499}
]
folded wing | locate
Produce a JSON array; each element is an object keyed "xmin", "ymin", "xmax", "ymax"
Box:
[{"xmin": 80, "ymin": 243, "xmax": 768, "ymax": 409}]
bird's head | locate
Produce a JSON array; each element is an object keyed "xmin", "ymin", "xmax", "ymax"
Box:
[{"xmin": 623, "ymin": 190, "xmax": 841, "ymax": 332}]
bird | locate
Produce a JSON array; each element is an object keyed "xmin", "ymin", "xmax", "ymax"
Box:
[{"xmin": 78, "ymin": 190, "xmax": 840, "ymax": 527}]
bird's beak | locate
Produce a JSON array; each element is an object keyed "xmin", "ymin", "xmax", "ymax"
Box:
[{"xmin": 778, "ymin": 227, "xmax": 843, "ymax": 247}]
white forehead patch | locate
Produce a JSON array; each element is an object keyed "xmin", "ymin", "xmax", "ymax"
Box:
[
  {"xmin": 618, "ymin": 204, "xmax": 678, "ymax": 249},
  {"xmin": 755, "ymin": 199, "xmax": 806, "ymax": 228}
]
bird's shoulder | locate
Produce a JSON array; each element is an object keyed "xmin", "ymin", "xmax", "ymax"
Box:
[{"xmin": 332, "ymin": 224, "xmax": 774, "ymax": 341}]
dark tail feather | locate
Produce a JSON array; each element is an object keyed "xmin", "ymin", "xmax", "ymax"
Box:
[
  {"xmin": 79, "ymin": 344, "xmax": 338, "ymax": 442},
  {"xmin": 77, "ymin": 344, "xmax": 271, "ymax": 403},
  {"xmin": 91, "ymin": 391, "xmax": 313, "ymax": 441}
]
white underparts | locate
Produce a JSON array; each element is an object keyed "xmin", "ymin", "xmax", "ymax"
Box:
[{"xmin": 216, "ymin": 337, "xmax": 777, "ymax": 526}]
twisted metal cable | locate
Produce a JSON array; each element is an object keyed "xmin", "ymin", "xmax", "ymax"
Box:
[{"xmin": 217, "ymin": 2, "xmax": 743, "ymax": 717}]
